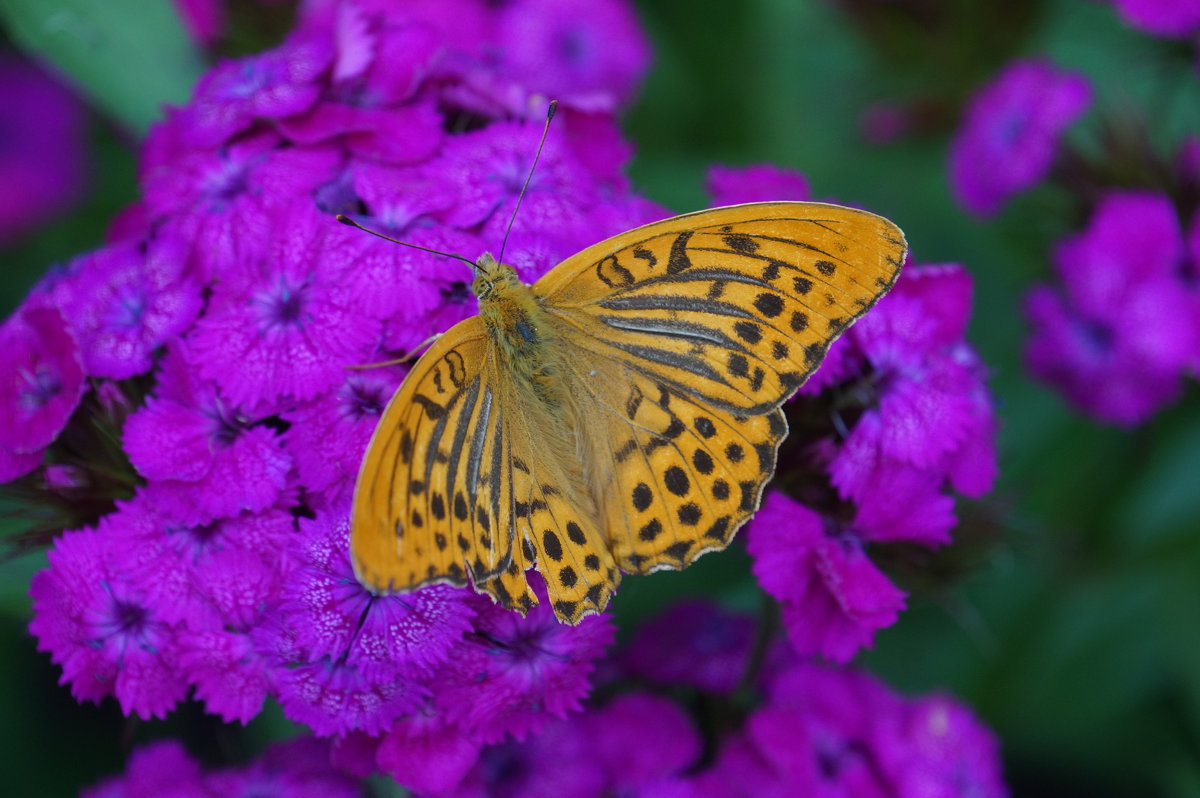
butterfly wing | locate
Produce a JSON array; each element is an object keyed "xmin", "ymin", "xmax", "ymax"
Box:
[
  {"xmin": 534, "ymin": 201, "xmax": 904, "ymax": 576},
  {"xmin": 482, "ymin": 385, "xmax": 621, "ymax": 623},
  {"xmin": 558, "ymin": 345, "xmax": 787, "ymax": 575},
  {"xmin": 535, "ymin": 201, "xmax": 906, "ymax": 414},
  {"xmin": 351, "ymin": 315, "xmax": 613, "ymax": 622},
  {"xmin": 352, "ymin": 317, "xmax": 522, "ymax": 596},
  {"xmin": 354, "ymin": 201, "xmax": 905, "ymax": 617}
]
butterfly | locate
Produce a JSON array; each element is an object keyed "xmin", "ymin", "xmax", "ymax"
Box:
[{"xmin": 350, "ymin": 202, "xmax": 906, "ymax": 624}]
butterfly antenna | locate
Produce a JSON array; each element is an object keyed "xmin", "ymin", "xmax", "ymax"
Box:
[
  {"xmin": 498, "ymin": 99, "xmax": 557, "ymax": 265},
  {"xmin": 335, "ymin": 214, "xmax": 476, "ymax": 268}
]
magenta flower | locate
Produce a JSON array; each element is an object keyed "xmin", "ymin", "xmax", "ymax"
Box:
[
  {"xmin": 748, "ymin": 491, "xmax": 906, "ymax": 663},
  {"xmin": 0, "ymin": 55, "xmax": 86, "ymax": 243},
  {"xmin": 492, "ymin": 0, "xmax": 652, "ymax": 112},
  {"xmin": 432, "ymin": 572, "xmax": 616, "ymax": 744},
  {"xmin": 279, "ymin": 509, "xmax": 475, "ymax": 681},
  {"xmin": 707, "ymin": 163, "xmax": 812, "ymax": 206},
  {"xmin": 185, "ymin": 202, "xmax": 383, "ymax": 407},
  {"xmin": 258, "ymin": 507, "xmax": 472, "ymax": 737},
  {"xmin": 448, "ymin": 692, "xmax": 700, "ymax": 797},
  {"xmin": 47, "ymin": 235, "xmax": 202, "ymax": 379},
  {"xmin": 950, "ymin": 58, "xmax": 1092, "ymax": 217},
  {"xmin": 875, "ymin": 693, "xmax": 1009, "ymax": 798},
  {"xmin": 1109, "ymin": 0, "xmax": 1200, "ymax": 35},
  {"xmin": 177, "ymin": 36, "xmax": 332, "ymax": 147},
  {"xmin": 178, "ymin": 625, "xmax": 272, "ymax": 724},
  {"xmin": 29, "ymin": 525, "xmax": 189, "ymax": 719},
  {"xmin": 124, "ymin": 349, "xmax": 289, "ymax": 524},
  {"xmin": 0, "ymin": 303, "xmax": 86, "ymax": 479},
  {"xmin": 281, "ymin": 368, "xmax": 402, "ymax": 504},
  {"xmin": 621, "ymin": 599, "xmax": 758, "ymax": 693},
  {"xmin": 142, "ymin": 128, "xmax": 341, "ymax": 281},
  {"xmin": 830, "ymin": 264, "xmax": 998, "ymax": 542},
  {"xmin": 431, "ymin": 121, "xmax": 602, "ymax": 250},
  {"xmin": 373, "ymin": 717, "xmax": 487, "ymax": 795},
  {"xmin": 1025, "ymin": 191, "xmax": 1198, "ymax": 424},
  {"xmin": 82, "ymin": 740, "xmax": 203, "ymax": 798},
  {"xmin": 801, "ymin": 263, "xmax": 998, "ymax": 546}
]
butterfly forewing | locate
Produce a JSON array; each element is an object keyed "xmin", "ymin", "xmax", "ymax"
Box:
[{"xmin": 536, "ymin": 202, "xmax": 905, "ymax": 414}]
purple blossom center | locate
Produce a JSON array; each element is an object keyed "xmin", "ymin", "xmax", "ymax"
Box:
[
  {"xmin": 343, "ymin": 382, "xmax": 387, "ymax": 421},
  {"xmin": 205, "ymin": 401, "xmax": 244, "ymax": 447},
  {"xmin": 1176, "ymin": 253, "xmax": 1198, "ymax": 288},
  {"xmin": 254, "ymin": 275, "xmax": 312, "ymax": 334},
  {"xmin": 224, "ymin": 60, "xmax": 274, "ymax": 100},
  {"xmin": 492, "ymin": 156, "xmax": 534, "ymax": 194},
  {"xmin": 19, "ymin": 365, "xmax": 63, "ymax": 411},
  {"xmin": 179, "ymin": 521, "xmax": 220, "ymax": 559},
  {"xmin": 95, "ymin": 590, "xmax": 156, "ymax": 657},
  {"xmin": 203, "ymin": 160, "xmax": 251, "ymax": 209},
  {"xmin": 481, "ymin": 628, "xmax": 566, "ymax": 669},
  {"xmin": 330, "ymin": 83, "xmax": 376, "ymax": 109},
  {"xmin": 106, "ymin": 285, "xmax": 148, "ymax": 329},
  {"xmin": 1080, "ymin": 317, "xmax": 1114, "ymax": 354},
  {"xmin": 996, "ymin": 113, "xmax": 1027, "ymax": 147},
  {"xmin": 560, "ymin": 29, "xmax": 591, "ymax": 67},
  {"xmin": 814, "ymin": 730, "xmax": 861, "ymax": 782},
  {"xmin": 824, "ymin": 517, "xmax": 864, "ymax": 553},
  {"xmin": 479, "ymin": 746, "xmax": 525, "ymax": 787}
]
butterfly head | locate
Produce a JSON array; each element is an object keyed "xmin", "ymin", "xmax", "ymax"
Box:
[{"xmin": 472, "ymin": 252, "xmax": 522, "ymax": 301}]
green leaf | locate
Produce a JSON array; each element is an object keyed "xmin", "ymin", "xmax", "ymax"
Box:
[{"xmin": 0, "ymin": 0, "xmax": 204, "ymax": 134}]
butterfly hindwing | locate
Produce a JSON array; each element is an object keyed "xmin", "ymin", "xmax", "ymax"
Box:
[
  {"xmin": 537, "ymin": 202, "xmax": 905, "ymax": 414},
  {"xmin": 485, "ymin": 378, "xmax": 621, "ymax": 623},
  {"xmin": 555, "ymin": 338, "xmax": 787, "ymax": 575},
  {"xmin": 352, "ymin": 317, "xmax": 518, "ymax": 595}
]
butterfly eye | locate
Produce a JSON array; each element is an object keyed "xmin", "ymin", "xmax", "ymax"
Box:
[{"xmin": 472, "ymin": 275, "xmax": 494, "ymax": 299}]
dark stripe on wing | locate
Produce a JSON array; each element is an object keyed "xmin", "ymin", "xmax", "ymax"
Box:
[
  {"xmin": 606, "ymin": 341, "xmax": 729, "ymax": 384},
  {"xmin": 597, "ymin": 314, "xmax": 750, "ymax": 351},
  {"xmin": 598, "ymin": 292, "xmax": 758, "ymax": 318}
]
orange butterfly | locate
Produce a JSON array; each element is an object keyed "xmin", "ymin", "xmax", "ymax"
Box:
[{"xmin": 350, "ymin": 202, "xmax": 905, "ymax": 623}]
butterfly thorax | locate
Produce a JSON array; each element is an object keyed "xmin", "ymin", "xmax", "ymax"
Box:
[{"xmin": 474, "ymin": 253, "xmax": 564, "ymax": 409}]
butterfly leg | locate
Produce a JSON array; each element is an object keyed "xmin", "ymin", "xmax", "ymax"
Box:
[{"xmin": 346, "ymin": 334, "xmax": 444, "ymax": 370}]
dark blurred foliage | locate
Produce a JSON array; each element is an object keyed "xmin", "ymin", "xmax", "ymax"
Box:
[{"xmin": 1, "ymin": 0, "xmax": 1198, "ymax": 795}]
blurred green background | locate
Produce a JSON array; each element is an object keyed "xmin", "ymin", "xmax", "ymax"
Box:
[{"xmin": 1, "ymin": 0, "xmax": 1198, "ymax": 795}]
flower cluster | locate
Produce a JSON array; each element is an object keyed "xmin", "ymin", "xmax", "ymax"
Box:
[
  {"xmin": 687, "ymin": 658, "xmax": 1008, "ymax": 798},
  {"xmin": 2, "ymin": 0, "xmax": 1007, "ymax": 794},
  {"xmin": 11, "ymin": 0, "xmax": 649, "ymax": 785},
  {"xmin": 1025, "ymin": 190, "xmax": 1200, "ymax": 424},
  {"xmin": 86, "ymin": 603, "xmax": 1008, "ymax": 798},
  {"xmin": 755, "ymin": 261, "xmax": 996, "ymax": 661},
  {"xmin": 709, "ymin": 165, "xmax": 998, "ymax": 661},
  {"xmin": 948, "ymin": 38, "xmax": 1200, "ymax": 425},
  {"xmin": 82, "ymin": 737, "xmax": 358, "ymax": 798}
]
